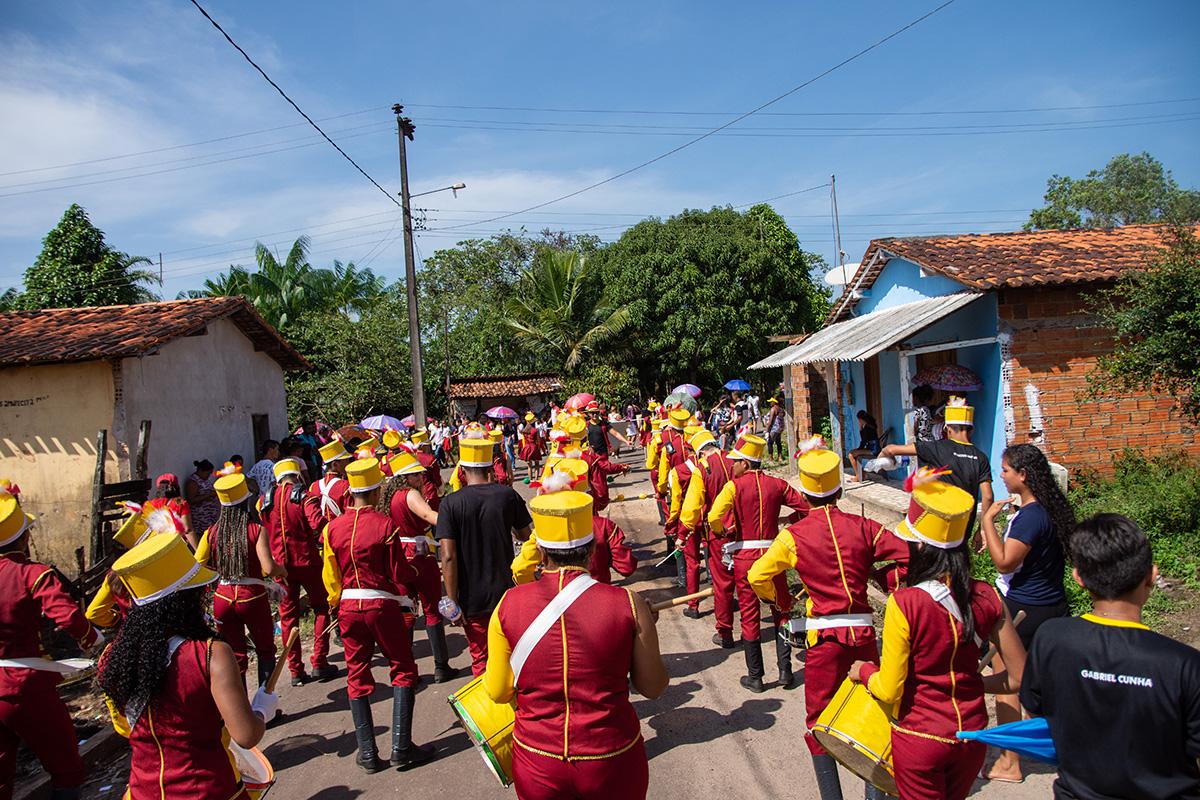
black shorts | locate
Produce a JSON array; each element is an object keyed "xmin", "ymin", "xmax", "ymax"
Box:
[{"xmin": 1004, "ymin": 595, "xmax": 1071, "ymax": 650}]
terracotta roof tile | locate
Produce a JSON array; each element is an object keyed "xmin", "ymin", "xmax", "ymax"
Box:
[
  {"xmin": 448, "ymin": 373, "xmax": 563, "ymax": 399},
  {"xmin": 830, "ymin": 224, "xmax": 1195, "ymax": 322},
  {"xmin": 0, "ymin": 297, "xmax": 308, "ymax": 370}
]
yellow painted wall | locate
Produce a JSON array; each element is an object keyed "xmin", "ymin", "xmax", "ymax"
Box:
[{"xmin": 0, "ymin": 360, "xmax": 118, "ymax": 572}]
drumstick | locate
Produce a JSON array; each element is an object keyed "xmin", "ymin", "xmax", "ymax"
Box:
[
  {"xmin": 265, "ymin": 628, "xmax": 299, "ymax": 694},
  {"xmin": 978, "ymin": 609, "xmax": 1026, "ymax": 672},
  {"xmin": 649, "ymin": 587, "xmax": 715, "ymax": 612}
]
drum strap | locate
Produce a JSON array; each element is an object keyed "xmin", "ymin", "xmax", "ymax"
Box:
[
  {"xmin": 510, "ymin": 575, "xmax": 597, "ymax": 685},
  {"xmin": 914, "ymin": 581, "xmax": 983, "ymax": 649}
]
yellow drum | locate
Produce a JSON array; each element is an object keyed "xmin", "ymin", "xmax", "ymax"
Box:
[
  {"xmin": 448, "ymin": 676, "xmax": 517, "ymax": 787},
  {"xmin": 230, "ymin": 741, "xmax": 275, "ymax": 798},
  {"xmin": 811, "ymin": 678, "xmax": 897, "ymax": 795}
]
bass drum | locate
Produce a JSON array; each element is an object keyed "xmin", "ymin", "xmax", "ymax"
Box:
[{"xmin": 811, "ymin": 678, "xmax": 897, "ymax": 795}]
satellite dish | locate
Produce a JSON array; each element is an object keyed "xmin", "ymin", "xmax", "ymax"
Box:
[{"xmin": 824, "ymin": 262, "xmax": 859, "ymax": 286}]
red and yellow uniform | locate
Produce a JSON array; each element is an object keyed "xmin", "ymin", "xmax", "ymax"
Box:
[
  {"xmin": 749, "ymin": 504, "xmax": 908, "ymax": 753},
  {"xmin": 323, "ymin": 503, "xmax": 420, "ymax": 697},
  {"xmin": 486, "ymin": 489, "xmax": 650, "ymax": 800},
  {"xmin": 263, "ymin": 479, "xmax": 331, "ymax": 680},
  {"xmin": 85, "ymin": 573, "xmax": 132, "ymax": 629},
  {"xmin": 680, "ymin": 433, "xmax": 736, "ymax": 640},
  {"xmin": 653, "ymin": 410, "xmax": 691, "ymax": 495},
  {"xmin": 581, "ymin": 451, "xmax": 626, "ymax": 512},
  {"xmin": 666, "ymin": 454, "xmax": 704, "ymax": 611},
  {"xmin": 305, "ymin": 473, "xmax": 350, "ymax": 527},
  {"xmin": 195, "ymin": 520, "xmax": 276, "ymax": 682},
  {"xmin": 387, "ymin": 486, "xmax": 441, "ymax": 628},
  {"xmin": 413, "ymin": 448, "xmax": 442, "ymax": 511},
  {"xmin": 0, "ymin": 493, "xmax": 100, "ymax": 798},
  {"xmin": 512, "ymin": 515, "xmax": 637, "ymax": 586},
  {"xmin": 644, "ymin": 420, "xmax": 667, "ymax": 517}
]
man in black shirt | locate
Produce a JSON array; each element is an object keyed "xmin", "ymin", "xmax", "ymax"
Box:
[
  {"xmin": 436, "ymin": 436, "xmax": 532, "ymax": 678},
  {"xmin": 880, "ymin": 397, "xmax": 993, "ymax": 535},
  {"xmin": 1021, "ymin": 513, "xmax": 1200, "ymax": 799}
]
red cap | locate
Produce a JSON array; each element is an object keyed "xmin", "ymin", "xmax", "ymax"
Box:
[{"xmin": 155, "ymin": 473, "xmax": 179, "ymax": 487}]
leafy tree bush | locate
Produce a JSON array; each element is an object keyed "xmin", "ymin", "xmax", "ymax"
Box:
[{"xmin": 20, "ymin": 204, "xmax": 159, "ymax": 308}]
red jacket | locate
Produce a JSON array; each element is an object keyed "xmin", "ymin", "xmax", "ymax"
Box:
[
  {"xmin": 325, "ymin": 507, "xmax": 418, "ymax": 611},
  {"xmin": 582, "ymin": 451, "xmax": 626, "ymax": 511},
  {"xmin": 264, "ymin": 483, "xmax": 321, "ymax": 568},
  {"xmin": 305, "ymin": 474, "xmax": 350, "ymax": 529},
  {"xmin": 415, "ymin": 450, "xmax": 443, "ymax": 511},
  {"xmin": 708, "ymin": 470, "xmax": 809, "ymax": 559},
  {"xmin": 388, "ymin": 487, "xmax": 438, "ymax": 564},
  {"xmin": 589, "ymin": 516, "xmax": 637, "ymax": 583},
  {"xmin": 0, "ymin": 553, "xmax": 99, "ymax": 662}
]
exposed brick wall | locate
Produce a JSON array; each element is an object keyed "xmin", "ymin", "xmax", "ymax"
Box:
[
  {"xmin": 1000, "ymin": 284, "xmax": 1198, "ymax": 474},
  {"xmin": 785, "ymin": 363, "xmax": 830, "ymax": 439}
]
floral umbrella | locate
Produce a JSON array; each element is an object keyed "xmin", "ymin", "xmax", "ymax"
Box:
[
  {"xmin": 663, "ymin": 391, "xmax": 699, "ymax": 413},
  {"xmin": 399, "ymin": 415, "xmax": 434, "ymax": 429},
  {"xmin": 672, "ymin": 383, "xmax": 702, "ymax": 398},
  {"xmin": 912, "ymin": 364, "xmax": 983, "ymax": 393},
  {"xmin": 485, "ymin": 406, "xmax": 518, "ymax": 420}
]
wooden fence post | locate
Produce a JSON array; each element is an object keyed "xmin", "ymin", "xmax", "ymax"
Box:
[{"xmin": 89, "ymin": 429, "xmax": 107, "ymax": 565}]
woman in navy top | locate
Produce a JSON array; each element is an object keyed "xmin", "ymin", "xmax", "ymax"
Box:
[{"xmin": 980, "ymin": 442, "xmax": 1075, "ymax": 783}]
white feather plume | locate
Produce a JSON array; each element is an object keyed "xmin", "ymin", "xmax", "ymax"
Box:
[
  {"xmin": 145, "ymin": 507, "xmax": 180, "ymax": 535},
  {"xmin": 540, "ymin": 469, "xmax": 575, "ymax": 494},
  {"xmin": 798, "ymin": 435, "xmax": 827, "ymax": 455}
]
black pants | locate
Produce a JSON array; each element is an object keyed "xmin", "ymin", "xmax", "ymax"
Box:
[
  {"xmin": 767, "ymin": 430, "xmax": 784, "ymax": 459},
  {"xmin": 1003, "ymin": 595, "xmax": 1070, "ymax": 650}
]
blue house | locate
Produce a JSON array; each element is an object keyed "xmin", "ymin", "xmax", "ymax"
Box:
[{"xmin": 751, "ymin": 224, "xmax": 1199, "ymax": 496}]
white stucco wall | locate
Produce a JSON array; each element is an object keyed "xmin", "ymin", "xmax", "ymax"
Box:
[{"xmin": 117, "ymin": 317, "xmax": 289, "ymax": 486}]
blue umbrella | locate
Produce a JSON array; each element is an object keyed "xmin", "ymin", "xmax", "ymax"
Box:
[
  {"xmin": 724, "ymin": 379, "xmax": 751, "ymax": 392},
  {"xmin": 956, "ymin": 718, "xmax": 1058, "ymax": 765}
]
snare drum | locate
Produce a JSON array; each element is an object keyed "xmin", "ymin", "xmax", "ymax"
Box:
[
  {"xmin": 810, "ymin": 678, "xmax": 897, "ymax": 795},
  {"xmin": 448, "ymin": 676, "xmax": 516, "ymax": 787},
  {"xmin": 230, "ymin": 741, "xmax": 275, "ymax": 798}
]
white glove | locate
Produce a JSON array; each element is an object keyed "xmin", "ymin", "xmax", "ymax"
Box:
[{"xmin": 251, "ymin": 687, "xmax": 280, "ymax": 722}]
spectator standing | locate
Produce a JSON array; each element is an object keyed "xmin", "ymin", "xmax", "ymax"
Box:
[
  {"xmin": 185, "ymin": 459, "xmax": 220, "ymax": 538},
  {"xmin": 906, "ymin": 384, "xmax": 939, "ymax": 444},
  {"xmin": 979, "ymin": 442, "xmax": 1074, "ymax": 783},
  {"xmin": 248, "ymin": 439, "xmax": 279, "ymax": 499},
  {"xmin": 765, "ymin": 398, "xmax": 785, "ymax": 460}
]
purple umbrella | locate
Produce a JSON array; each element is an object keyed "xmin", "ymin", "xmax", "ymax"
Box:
[
  {"xmin": 485, "ymin": 405, "xmax": 518, "ymax": 420},
  {"xmin": 400, "ymin": 414, "xmax": 434, "ymax": 429},
  {"xmin": 912, "ymin": 364, "xmax": 983, "ymax": 393},
  {"xmin": 672, "ymin": 383, "xmax": 702, "ymax": 398},
  {"xmin": 361, "ymin": 414, "xmax": 403, "ymax": 431}
]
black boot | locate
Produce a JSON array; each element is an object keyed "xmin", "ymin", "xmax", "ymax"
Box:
[
  {"xmin": 775, "ymin": 626, "xmax": 796, "ymax": 690},
  {"xmin": 812, "ymin": 753, "xmax": 845, "ymax": 800},
  {"xmin": 256, "ymin": 654, "xmax": 275, "ymax": 690},
  {"xmin": 739, "ymin": 638, "xmax": 765, "ymax": 693},
  {"xmin": 674, "ymin": 550, "xmax": 687, "ymax": 588},
  {"xmin": 428, "ymin": 623, "xmax": 458, "ymax": 683},
  {"xmin": 863, "ymin": 783, "xmax": 891, "ymax": 799},
  {"xmin": 389, "ymin": 686, "xmax": 436, "ymax": 769},
  {"xmin": 349, "ymin": 697, "xmax": 384, "ymax": 774}
]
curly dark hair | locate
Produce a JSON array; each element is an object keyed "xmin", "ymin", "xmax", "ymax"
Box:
[
  {"xmin": 1002, "ymin": 443, "xmax": 1076, "ymax": 561},
  {"xmin": 96, "ymin": 587, "xmax": 215, "ymax": 726},
  {"xmin": 375, "ymin": 475, "xmax": 407, "ymax": 517}
]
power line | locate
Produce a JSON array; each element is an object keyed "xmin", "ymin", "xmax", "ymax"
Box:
[
  {"xmin": 429, "ymin": 0, "xmax": 959, "ymax": 233},
  {"xmin": 187, "ymin": 0, "xmax": 400, "ymax": 208},
  {"xmin": 405, "ymin": 96, "xmax": 1200, "ymax": 117}
]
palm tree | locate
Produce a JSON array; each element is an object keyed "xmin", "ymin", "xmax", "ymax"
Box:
[
  {"xmin": 311, "ymin": 259, "xmax": 384, "ymax": 316},
  {"xmin": 504, "ymin": 250, "xmax": 632, "ymax": 372}
]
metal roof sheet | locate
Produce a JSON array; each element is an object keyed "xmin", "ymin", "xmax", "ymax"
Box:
[{"xmin": 750, "ymin": 292, "xmax": 983, "ymax": 369}]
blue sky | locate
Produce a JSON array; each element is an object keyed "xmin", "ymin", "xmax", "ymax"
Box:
[{"xmin": 1, "ymin": 0, "xmax": 1198, "ymax": 299}]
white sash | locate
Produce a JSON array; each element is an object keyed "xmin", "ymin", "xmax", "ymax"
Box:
[
  {"xmin": 914, "ymin": 580, "xmax": 983, "ymax": 649},
  {"xmin": 510, "ymin": 575, "xmax": 597, "ymax": 685},
  {"xmin": 317, "ymin": 476, "xmax": 344, "ymax": 518},
  {"xmin": 0, "ymin": 657, "xmax": 93, "ymax": 674}
]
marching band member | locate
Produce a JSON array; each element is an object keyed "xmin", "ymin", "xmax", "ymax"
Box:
[
  {"xmin": 194, "ymin": 468, "xmax": 287, "ymax": 686},
  {"xmin": 86, "ymin": 502, "xmax": 183, "ymax": 629},
  {"xmin": 483, "ymin": 490, "xmax": 667, "ymax": 800},
  {"xmin": 518, "ymin": 412, "xmax": 545, "ymax": 482},
  {"xmin": 304, "ymin": 440, "xmax": 353, "ymax": 528},
  {"xmin": 408, "ymin": 429, "xmax": 444, "ymax": 509},
  {"xmin": 379, "ymin": 451, "xmax": 456, "ymax": 683},
  {"xmin": 437, "ymin": 435, "xmax": 533, "ymax": 677},
  {"xmin": 707, "ymin": 434, "xmax": 809, "ymax": 692},
  {"xmin": 851, "ymin": 471, "xmax": 1025, "ymax": 800},
  {"xmin": 512, "ymin": 459, "xmax": 637, "ymax": 586},
  {"xmin": 680, "ymin": 428, "xmax": 738, "ymax": 647},
  {"xmin": 323, "ymin": 458, "xmax": 435, "ymax": 772},
  {"xmin": 644, "ymin": 417, "xmax": 668, "ymax": 525},
  {"xmin": 490, "ymin": 428, "xmax": 514, "ymax": 486},
  {"xmin": 447, "ymin": 422, "xmax": 488, "ymax": 493},
  {"xmin": 748, "ymin": 437, "xmax": 907, "ymax": 800},
  {"xmin": 97, "ymin": 534, "xmax": 278, "ymax": 800},
  {"xmin": 1, "ymin": 491, "xmax": 101, "ymax": 800},
  {"xmin": 654, "ymin": 407, "xmax": 692, "ymax": 496},
  {"xmin": 263, "ymin": 456, "xmax": 335, "ymax": 686},
  {"xmin": 666, "ymin": 426, "xmax": 707, "ymax": 618}
]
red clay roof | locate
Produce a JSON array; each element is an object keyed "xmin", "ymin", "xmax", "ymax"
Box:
[
  {"xmin": 830, "ymin": 224, "xmax": 1194, "ymax": 322},
  {"xmin": 0, "ymin": 296, "xmax": 309, "ymax": 370},
  {"xmin": 448, "ymin": 373, "xmax": 563, "ymax": 399}
]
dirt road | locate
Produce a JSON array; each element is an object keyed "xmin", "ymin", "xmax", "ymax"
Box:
[{"xmin": 236, "ymin": 454, "xmax": 1057, "ymax": 799}]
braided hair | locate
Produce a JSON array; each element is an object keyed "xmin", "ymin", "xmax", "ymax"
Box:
[
  {"xmin": 1002, "ymin": 443, "xmax": 1076, "ymax": 561},
  {"xmin": 213, "ymin": 499, "xmax": 258, "ymax": 580},
  {"xmin": 376, "ymin": 475, "xmax": 406, "ymax": 517},
  {"xmin": 96, "ymin": 587, "xmax": 215, "ymax": 726}
]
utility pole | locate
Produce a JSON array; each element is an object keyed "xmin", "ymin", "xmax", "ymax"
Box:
[
  {"xmin": 830, "ymin": 174, "xmax": 848, "ymax": 286},
  {"xmin": 394, "ymin": 103, "xmax": 426, "ymax": 432}
]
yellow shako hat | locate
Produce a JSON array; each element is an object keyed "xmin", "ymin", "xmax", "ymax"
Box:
[
  {"xmin": 214, "ymin": 473, "xmax": 250, "ymax": 506},
  {"xmin": 560, "ymin": 415, "xmax": 588, "ymax": 442},
  {"xmin": 113, "ymin": 533, "xmax": 217, "ymax": 606},
  {"xmin": 897, "ymin": 467, "xmax": 974, "ymax": 549},
  {"xmin": 458, "ymin": 431, "xmax": 494, "ymax": 468},
  {"xmin": 729, "ymin": 433, "xmax": 766, "ymax": 462},
  {"xmin": 795, "ymin": 435, "xmax": 842, "ymax": 498},
  {"xmin": 382, "ymin": 430, "xmax": 403, "ymax": 449},
  {"xmin": 689, "ymin": 429, "xmax": 718, "ymax": 452},
  {"xmin": 388, "ymin": 451, "xmax": 425, "ymax": 476},
  {"xmin": 488, "ymin": 428, "xmax": 504, "ymax": 443},
  {"xmin": 319, "ymin": 440, "xmax": 352, "ymax": 463},
  {"xmin": 667, "ymin": 407, "xmax": 690, "ymax": 429},
  {"xmin": 409, "ymin": 429, "xmax": 430, "ymax": 446},
  {"xmin": 530, "ymin": 490, "xmax": 594, "ymax": 549},
  {"xmin": 650, "ymin": 417, "xmax": 665, "ymax": 432},
  {"xmin": 943, "ymin": 395, "xmax": 974, "ymax": 427},
  {"xmin": 683, "ymin": 424, "xmax": 704, "ymax": 441},
  {"xmin": 273, "ymin": 458, "xmax": 303, "ymax": 480},
  {"xmin": 346, "ymin": 458, "xmax": 385, "ymax": 493},
  {"xmin": 534, "ymin": 457, "xmax": 590, "ymax": 494},
  {"xmin": 0, "ymin": 493, "xmax": 35, "ymax": 548}
]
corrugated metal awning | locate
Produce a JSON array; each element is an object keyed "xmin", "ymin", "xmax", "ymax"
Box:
[{"xmin": 749, "ymin": 292, "xmax": 983, "ymax": 368}]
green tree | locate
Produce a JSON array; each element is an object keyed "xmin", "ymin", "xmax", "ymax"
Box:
[
  {"xmin": 594, "ymin": 205, "xmax": 828, "ymax": 393},
  {"xmin": 1026, "ymin": 152, "xmax": 1200, "ymax": 231},
  {"xmin": 504, "ymin": 250, "xmax": 631, "ymax": 373},
  {"xmin": 20, "ymin": 204, "xmax": 159, "ymax": 308},
  {"xmin": 1087, "ymin": 226, "xmax": 1200, "ymax": 424},
  {"xmin": 0, "ymin": 288, "xmax": 20, "ymax": 311}
]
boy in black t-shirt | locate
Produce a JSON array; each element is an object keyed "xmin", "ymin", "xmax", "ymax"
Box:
[{"xmin": 1021, "ymin": 513, "xmax": 1200, "ymax": 799}]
